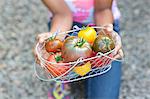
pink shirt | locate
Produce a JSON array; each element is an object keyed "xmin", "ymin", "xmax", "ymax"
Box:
[{"xmin": 49, "ymin": 0, "xmax": 121, "ymax": 24}]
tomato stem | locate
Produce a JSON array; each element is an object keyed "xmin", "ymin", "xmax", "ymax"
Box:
[
  {"xmin": 81, "ymin": 26, "xmax": 86, "ymax": 30},
  {"xmin": 48, "ymin": 35, "xmax": 56, "ymax": 41},
  {"xmin": 76, "ymin": 38, "xmax": 86, "ymax": 47},
  {"xmin": 48, "ymin": 37, "xmax": 53, "ymax": 41},
  {"xmin": 55, "ymin": 55, "xmax": 63, "ymax": 62},
  {"xmin": 102, "ymin": 37, "xmax": 111, "ymax": 51}
]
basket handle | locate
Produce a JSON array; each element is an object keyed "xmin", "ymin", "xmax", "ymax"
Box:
[
  {"xmin": 73, "ymin": 25, "xmax": 81, "ymax": 30},
  {"xmin": 34, "ymin": 60, "xmax": 54, "ymax": 81},
  {"xmin": 96, "ymin": 50, "xmax": 123, "ymax": 62}
]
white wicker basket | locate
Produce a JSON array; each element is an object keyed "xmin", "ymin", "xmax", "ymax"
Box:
[{"xmin": 34, "ymin": 26, "xmax": 121, "ymax": 83}]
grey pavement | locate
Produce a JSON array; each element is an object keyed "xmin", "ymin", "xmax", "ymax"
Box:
[{"xmin": 0, "ymin": 0, "xmax": 150, "ymax": 99}]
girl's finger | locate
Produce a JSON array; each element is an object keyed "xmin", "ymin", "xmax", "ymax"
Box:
[
  {"xmin": 101, "ymin": 24, "xmax": 113, "ymax": 36},
  {"xmin": 112, "ymin": 31, "xmax": 122, "ymax": 55},
  {"xmin": 113, "ymin": 49, "xmax": 124, "ymax": 59},
  {"xmin": 104, "ymin": 24, "xmax": 113, "ymax": 32},
  {"xmin": 32, "ymin": 44, "xmax": 41, "ymax": 64},
  {"xmin": 114, "ymin": 44, "xmax": 121, "ymax": 55},
  {"xmin": 35, "ymin": 55, "xmax": 40, "ymax": 64},
  {"xmin": 37, "ymin": 33, "xmax": 51, "ymax": 43}
]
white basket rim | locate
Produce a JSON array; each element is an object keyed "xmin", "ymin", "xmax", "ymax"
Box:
[{"xmin": 35, "ymin": 26, "xmax": 122, "ymax": 65}]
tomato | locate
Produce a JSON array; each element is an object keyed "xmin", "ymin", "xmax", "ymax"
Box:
[
  {"xmin": 47, "ymin": 52, "xmax": 63, "ymax": 63},
  {"xmin": 73, "ymin": 61, "xmax": 91, "ymax": 76},
  {"xmin": 62, "ymin": 36, "xmax": 93, "ymax": 62},
  {"xmin": 92, "ymin": 34, "xmax": 115, "ymax": 53},
  {"xmin": 78, "ymin": 27, "xmax": 97, "ymax": 44},
  {"xmin": 45, "ymin": 37, "xmax": 63, "ymax": 53},
  {"xmin": 46, "ymin": 52, "xmax": 69, "ymax": 77},
  {"xmin": 91, "ymin": 53, "xmax": 113, "ymax": 68}
]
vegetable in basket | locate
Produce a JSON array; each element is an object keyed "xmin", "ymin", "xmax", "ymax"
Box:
[
  {"xmin": 62, "ymin": 36, "xmax": 93, "ymax": 62},
  {"xmin": 45, "ymin": 37, "xmax": 63, "ymax": 53},
  {"xmin": 78, "ymin": 27, "xmax": 97, "ymax": 44},
  {"xmin": 92, "ymin": 32, "xmax": 115, "ymax": 53},
  {"xmin": 46, "ymin": 52, "xmax": 69, "ymax": 77},
  {"xmin": 91, "ymin": 31, "xmax": 115, "ymax": 68},
  {"xmin": 91, "ymin": 53, "xmax": 113, "ymax": 68},
  {"xmin": 73, "ymin": 61, "xmax": 91, "ymax": 76}
]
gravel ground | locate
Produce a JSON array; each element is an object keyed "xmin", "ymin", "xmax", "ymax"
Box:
[{"xmin": 0, "ymin": 0, "xmax": 150, "ymax": 99}]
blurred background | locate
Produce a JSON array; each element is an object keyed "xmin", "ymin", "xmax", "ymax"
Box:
[{"xmin": 0, "ymin": 0, "xmax": 150, "ymax": 99}]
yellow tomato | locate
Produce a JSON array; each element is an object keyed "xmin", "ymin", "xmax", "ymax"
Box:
[
  {"xmin": 73, "ymin": 61, "xmax": 91, "ymax": 76},
  {"xmin": 78, "ymin": 27, "xmax": 97, "ymax": 44}
]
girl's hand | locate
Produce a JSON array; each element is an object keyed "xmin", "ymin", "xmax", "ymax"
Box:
[
  {"xmin": 36, "ymin": 32, "xmax": 65, "ymax": 43},
  {"xmin": 33, "ymin": 32, "xmax": 52, "ymax": 64},
  {"xmin": 37, "ymin": 32, "xmax": 53, "ymax": 43},
  {"xmin": 104, "ymin": 24, "xmax": 124, "ymax": 59}
]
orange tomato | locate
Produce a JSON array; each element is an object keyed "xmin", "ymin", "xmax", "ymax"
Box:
[{"xmin": 45, "ymin": 38, "xmax": 63, "ymax": 53}]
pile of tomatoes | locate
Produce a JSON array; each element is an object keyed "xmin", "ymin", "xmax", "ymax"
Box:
[{"xmin": 44, "ymin": 27, "xmax": 115, "ymax": 77}]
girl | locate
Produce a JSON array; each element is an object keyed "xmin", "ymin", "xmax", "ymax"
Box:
[{"xmin": 36, "ymin": 0, "xmax": 123, "ymax": 98}]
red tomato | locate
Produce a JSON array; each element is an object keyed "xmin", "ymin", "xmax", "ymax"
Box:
[
  {"xmin": 45, "ymin": 52, "xmax": 69, "ymax": 77},
  {"xmin": 91, "ymin": 53, "xmax": 113, "ymax": 68},
  {"xmin": 45, "ymin": 38, "xmax": 63, "ymax": 53}
]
